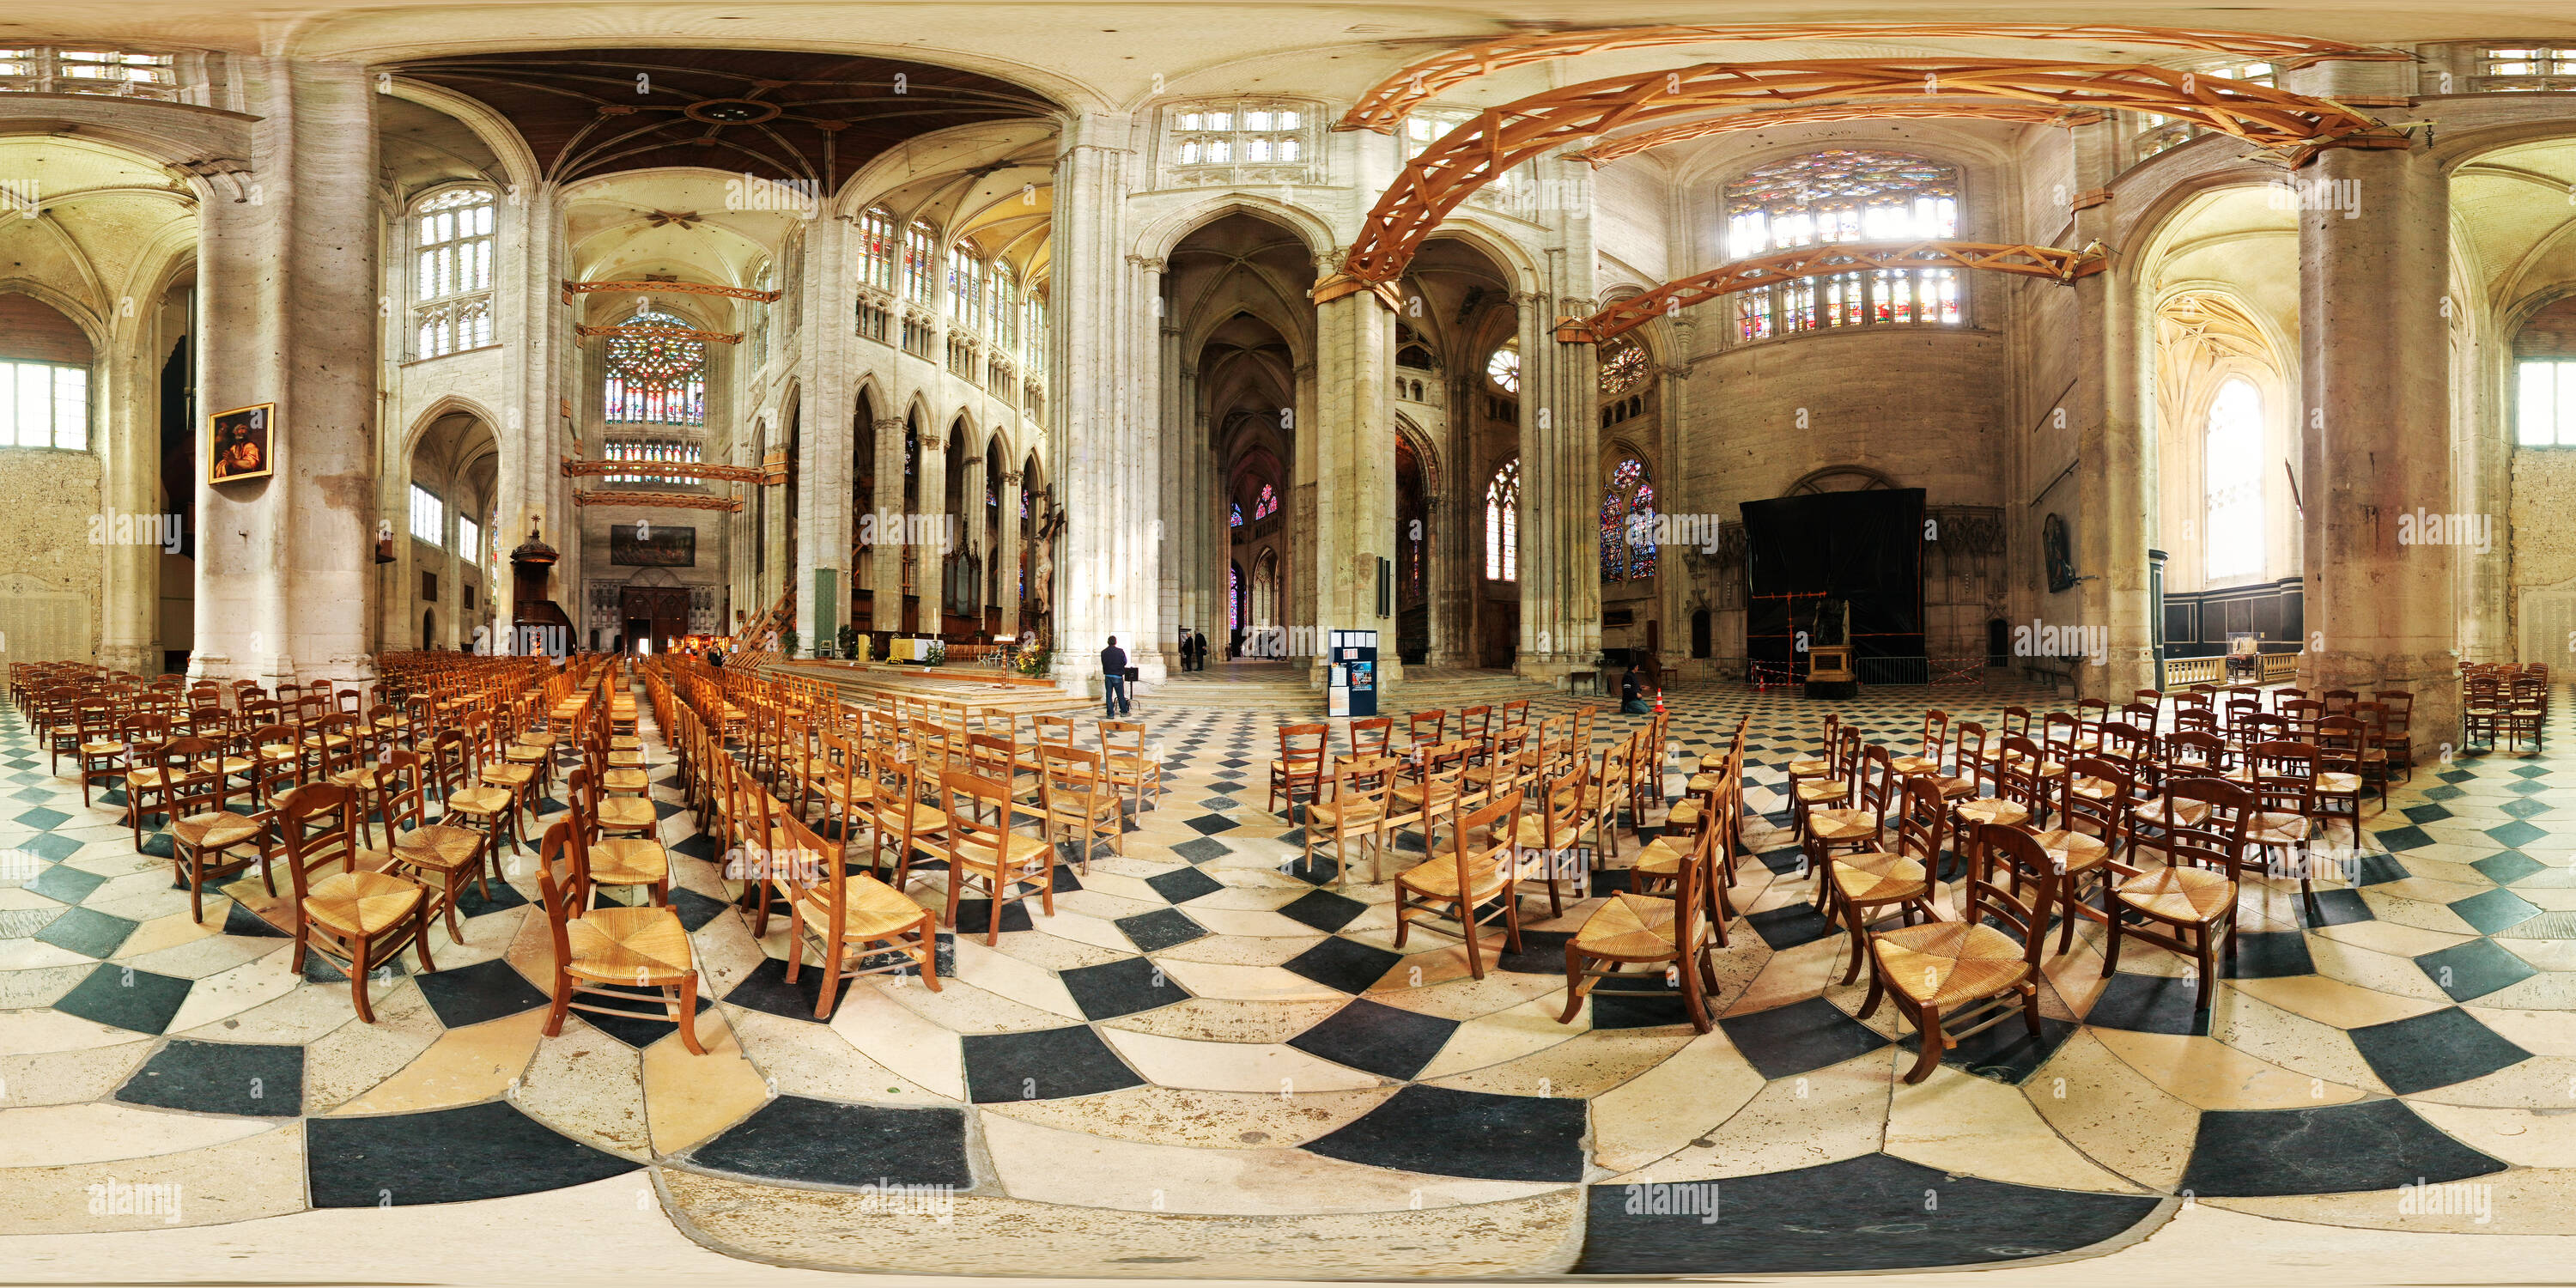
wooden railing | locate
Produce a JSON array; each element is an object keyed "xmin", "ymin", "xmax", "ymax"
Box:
[{"xmin": 2158, "ymin": 652, "xmax": 2304, "ymax": 690}]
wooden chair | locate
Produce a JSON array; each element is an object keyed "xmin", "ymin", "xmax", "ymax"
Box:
[
  {"xmin": 2101, "ymin": 776, "xmax": 2252, "ymax": 1013},
  {"xmin": 1407, "ymin": 708, "xmax": 1449, "ymax": 752},
  {"xmin": 270, "ymin": 782, "xmax": 434, "ymax": 1024},
  {"xmin": 761, "ymin": 804, "xmax": 940, "ymax": 1016},
  {"xmin": 1826, "ymin": 775, "xmax": 1946, "ymax": 987},
  {"xmin": 1307, "ymin": 754, "xmax": 1397, "ymax": 886},
  {"xmin": 1456, "ymin": 704, "xmax": 1494, "ymax": 740},
  {"xmin": 1099, "ymin": 720, "xmax": 1163, "ymax": 815},
  {"xmin": 77, "ymin": 708, "xmax": 147, "ymax": 810},
  {"xmin": 532, "ymin": 817, "xmax": 706, "ymax": 1053},
  {"xmin": 2246, "ymin": 740, "xmax": 2323, "ymax": 919},
  {"xmin": 2371, "ymin": 690, "xmax": 2415, "ymax": 781},
  {"xmin": 1582, "ymin": 733, "xmax": 1635, "ymax": 862},
  {"xmin": 1805, "ymin": 744, "xmax": 1895, "ymax": 908},
  {"xmin": 1629, "ymin": 781, "xmax": 1730, "ymax": 939},
  {"xmin": 1385, "ymin": 738, "xmax": 1472, "ymax": 859},
  {"xmin": 2049, "ymin": 756, "xmax": 2129, "ymax": 954},
  {"xmin": 1038, "ymin": 744, "xmax": 1121, "ymax": 873},
  {"xmin": 160, "ymin": 736, "xmax": 270, "ymax": 924},
  {"xmin": 1792, "ymin": 725, "xmax": 1862, "ymax": 845},
  {"xmin": 1861, "ymin": 823, "xmax": 2057, "ymax": 1084},
  {"xmin": 375, "ymin": 749, "xmax": 490, "ymax": 945},
  {"xmin": 1267, "ymin": 722, "xmax": 1329, "ymax": 816},
  {"xmin": 1498, "ymin": 698, "xmax": 1529, "ymax": 732},
  {"xmin": 1347, "ymin": 716, "xmax": 1395, "ymax": 760},
  {"xmin": 1394, "ymin": 787, "xmax": 1526, "ymax": 981},
  {"xmin": 572, "ymin": 765, "xmax": 671, "ymax": 908},
  {"xmin": 1558, "ymin": 787, "xmax": 1719, "ymax": 1033},
  {"xmin": 1512, "ymin": 756, "xmax": 1590, "ymax": 920},
  {"xmin": 941, "ymin": 769, "xmax": 1058, "ymax": 945},
  {"xmin": 2312, "ymin": 713, "xmax": 2383, "ymax": 839}
]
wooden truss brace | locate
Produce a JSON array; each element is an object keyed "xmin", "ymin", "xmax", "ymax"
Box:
[
  {"xmin": 1340, "ymin": 23, "xmax": 2408, "ymax": 132},
  {"xmin": 1320, "ymin": 59, "xmax": 2403, "ymax": 297},
  {"xmin": 570, "ymin": 489, "xmax": 744, "ymax": 513},
  {"xmin": 562, "ymin": 279, "xmax": 781, "ymax": 302},
  {"xmin": 1554, "ymin": 240, "xmax": 2109, "ymax": 344},
  {"xmin": 1571, "ymin": 103, "xmax": 2101, "ymax": 166},
  {"xmin": 561, "ymin": 458, "xmax": 769, "ymax": 484},
  {"xmin": 576, "ymin": 323, "xmax": 743, "ymax": 344}
]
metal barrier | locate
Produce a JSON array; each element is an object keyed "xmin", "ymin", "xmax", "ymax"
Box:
[{"xmin": 1736, "ymin": 655, "xmax": 1991, "ymax": 688}]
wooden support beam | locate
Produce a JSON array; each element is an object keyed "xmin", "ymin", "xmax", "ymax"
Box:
[
  {"xmin": 1558, "ymin": 240, "xmax": 2110, "ymax": 343},
  {"xmin": 1340, "ymin": 23, "xmax": 2409, "ymax": 132}
]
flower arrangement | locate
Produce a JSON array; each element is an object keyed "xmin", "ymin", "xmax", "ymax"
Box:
[{"xmin": 1013, "ymin": 645, "xmax": 1051, "ymax": 678}]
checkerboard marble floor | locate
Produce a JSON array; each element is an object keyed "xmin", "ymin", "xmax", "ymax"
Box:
[{"xmin": 3, "ymin": 672, "xmax": 2571, "ymax": 1279}]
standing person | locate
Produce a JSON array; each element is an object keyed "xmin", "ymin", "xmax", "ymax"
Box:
[
  {"xmin": 1185, "ymin": 628, "xmax": 1202, "ymax": 671},
  {"xmin": 1195, "ymin": 629, "xmax": 1208, "ymax": 671},
  {"xmin": 1177, "ymin": 628, "xmax": 1194, "ymax": 673},
  {"xmin": 1101, "ymin": 635, "xmax": 1131, "ymax": 717}
]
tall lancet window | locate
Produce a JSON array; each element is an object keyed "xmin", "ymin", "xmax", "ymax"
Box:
[{"xmin": 2203, "ymin": 377, "xmax": 2265, "ymax": 582}]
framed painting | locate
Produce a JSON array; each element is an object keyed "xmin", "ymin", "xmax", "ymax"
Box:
[
  {"xmin": 209, "ymin": 403, "xmax": 276, "ymax": 484},
  {"xmin": 610, "ymin": 522, "xmax": 696, "ymax": 568}
]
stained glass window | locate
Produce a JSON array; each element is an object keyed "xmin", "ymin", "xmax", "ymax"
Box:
[
  {"xmin": 991, "ymin": 268, "xmax": 1018, "ymax": 350},
  {"xmin": 902, "ymin": 221, "xmax": 937, "ymax": 306},
  {"xmin": 2203, "ymin": 378, "xmax": 2264, "ymax": 582},
  {"xmin": 1230, "ymin": 503, "xmax": 1242, "ymax": 527},
  {"xmin": 604, "ymin": 310, "xmax": 705, "ymax": 425},
  {"xmin": 1599, "ymin": 338, "xmax": 1645, "ymax": 393},
  {"xmin": 1485, "ymin": 339, "xmax": 1520, "ymax": 393},
  {"xmin": 859, "ymin": 206, "xmax": 896, "ymax": 292},
  {"xmin": 1021, "ymin": 489, "xmax": 1030, "ymax": 518},
  {"xmin": 1485, "ymin": 459, "xmax": 1519, "ymax": 581},
  {"xmin": 414, "ymin": 187, "xmax": 495, "ymax": 358},
  {"xmin": 1229, "ymin": 563, "xmax": 1241, "ymax": 629},
  {"xmin": 1723, "ymin": 150, "xmax": 1963, "ymax": 337},
  {"xmin": 1253, "ymin": 484, "xmax": 1278, "ymax": 520},
  {"xmin": 1600, "ymin": 457, "xmax": 1656, "ymax": 583},
  {"xmin": 948, "ymin": 244, "xmax": 984, "ymax": 329}
]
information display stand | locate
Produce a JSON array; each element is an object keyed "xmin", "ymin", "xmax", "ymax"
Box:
[{"xmin": 1328, "ymin": 629, "xmax": 1379, "ymax": 719}]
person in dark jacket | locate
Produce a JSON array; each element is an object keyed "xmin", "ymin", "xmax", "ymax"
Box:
[
  {"xmin": 1101, "ymin": 636, "xmax": 1131, "ymax": 717},
  {"xmin": 1620, "ymin": 665, "xmax": 1652, "ymax": 715}
]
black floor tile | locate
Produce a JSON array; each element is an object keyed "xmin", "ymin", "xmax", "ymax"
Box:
[
  {"xmin": 414, "ymin": 957, "xmax": 552, "ymax": 1029},
  {"xmin": 1745, "ymin": 899, "xmax": 1835, "ymax": 951},
  {"xmin": 669, "ymin": 887, "xmax": 732, "ymax": 933},
  {"xmin": 2348, "ymin": 1005, "xmax": 2531, "ymax": 1094},
  {"xmin": 2448, "ymin": 888, "xmax": 2543, "ymax": 936},
  {"xmin": 1170, "ymin": 837, "xmax": 1231, "ymax": 864},
  {"xmin": 1287, "ymin": 998, "xmax": 1458, "ymax": 1080},
  {"xmin": 1282, "ymin": 937, "xmax": 1403, "ymax": 993},
  {"xmin": 116, "ymin": 1039, "xmax": 303, "ymax": 1116},
  {"xmin": 52, "ymin": 963, "xmax": 192, "ymax": 1034},
  {"xmin": 946, "ymin": 898, "xmax": 1036, "ymax": 938},
  {"xmin": 963, "ymin": 1025, "xmax": 1143, "ymax": 1103},
  {"xmin": 1117, "ymin": 907, "xmax": 1208, "ymax": 952},
  {"xmin": 2474, "ymin": 851, "xmax": 2548, "ymax": 884},
  {"xmin": 307, "ymin": 1100, "xmax": 638, "ymax": 1206},
  {"xmin": 1577, "ymin": 1152, "xmax": 2160, "ymax": 1273},
  {"xmin": 27, "ymin": 861, "xmax": 106, "ymax": 905},
  {"xmin": 2415, "ymin": 938, "xmax": 2540, "ymax": 1003},
  {"xmin": 686, "ymin": 1095, "xmax": 971, "ymax": 1188},
  {"xmin": 1145, "ymin": 865, "xmax": 1224, "ymax": 903},
  {"xmin": 1059, "ymin": 955, "xmax": 1189, "ymax": 1020},
  {"xmin": 2222, "ymin": 931, "xmax": 2316, "ymax": 980},
  {"xmin": 1277, "ymin": 888, "xmax": 1367, "ymax": 933},
  {"xmin": 1716, "ymin": 998, "xmax": 1890, "ymax": 1080},
  {"xmin": 2178, "ymin": 1098, "xmax": 2509, "ymax": 1197},
  {"xmin": 2081, "ymin": 969, "xmax": 2210, "ymax": 1036},
  {"xmin": 1900, "ymin": 1013, "xmax": 2078, "ymax": 1085},
  {"xmin": 34, "ymin": 906, "xmax": 138, "ymax": 958},
  {"xmin": 2303, "ymin": 887, "xmax": 2375, "ymax": 927},
  {"xmin": 1304, "ymin": 1084, "xmax": 1586, "ymax": 1182}
]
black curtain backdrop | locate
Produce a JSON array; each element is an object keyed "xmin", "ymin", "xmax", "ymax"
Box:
[{"xmin": 1741, "ymin": 489, "xmax": 1926, "ymax": 671}]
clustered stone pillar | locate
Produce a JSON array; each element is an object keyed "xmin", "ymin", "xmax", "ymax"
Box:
[
  {"xmin": 961, "ymin": 447, "xmax": 988, "ymax": 628},
  {"xmin": 914, "ymin": 423, "xmax": 948, "ymax": 634},
  {"xmin": 794, "ymin": 212, "xmax": 856, "ymax": 653},
  {"xmin": 869, "ymin": 415, "xmax": 904, "ymax": 641},
  {"xmin": 996, "ymin": 469, "xmax": 1024, "ymax": 639},
  {"xmin": 2291, "ymin": 58, "xmax": 2459, "ymax": 741},
  {"xmin": 2068, "ymin": 116, "xmax": 2156, "ymax": 702},
  {"xmin": 1516, "ymin": 288, "xmax": 1600, "ymax": 684},
  {"xmin": 1050, "ymin": 113, "xmax": 1167, "ymax": 694},
  {"xmin": 1309, "ymin": 289, "xmax": 1401, "ymax": 690},
  {"xmin": 191, "ymin": 57, "xmax": 378, "ymax": 688}
]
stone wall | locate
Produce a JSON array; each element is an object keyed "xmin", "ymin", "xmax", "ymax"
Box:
[{"xmin": 0, "ymin": 448, "xmax": 105, "ymax": 664}]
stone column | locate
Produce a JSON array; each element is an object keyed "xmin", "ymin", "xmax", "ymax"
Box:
[
  {"xmin": 914, "ymin": 422, "xmax": 949, "ymax": 635},
  {"xmin": 869, "ymin": 416, "xmax": 903, "ymax": 638},
  {"xmin": 1418, "ymin": 489, "xmax": 1444, "ymax": 668},
  {"xmin": 99, "ymin": 322, "xmax": 161, "ymax": 674},
  {"xmin": 2288, "ymin": 59, "xmax": 2458, "ymax": 739},
  {"xmin": 1309, "ymin": 289, "xmax": 1402, "ymax": 691},
  {"xmin": 961, "ymin": 447, "xmax": 988, "ymax": 626},
  {"xmin": 1289, "ymin": 360, "xmax": 1318, "ymax": 669},
  {"xmin": 1517, "ymin": 282, "xmax": 1600, "ymax": 685},
  {"xmin": 793, "ymin": 210, "xmax": 855, "ymax": 653},
  {"xmin": 997, "ymin": 469, "xmax": 1024, "ymax": 638},
  {"xmin": 1431, "ymin": 368, "xmax": 1476, "ymax": 667},
  {"xmin": 496, "ymin": 176, "xmax": 558, "ymax": 652},
  {"xmin": 191, "ymin": 57, "xmax": 378, "ymax": 688},
  {"xmin": 1049, "ymin": 113, "xmax": 1166, "ymax": 692},
  {"xmin": 2061, "ymin": 117, "xmax": 2155, "ymax": 701}
]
